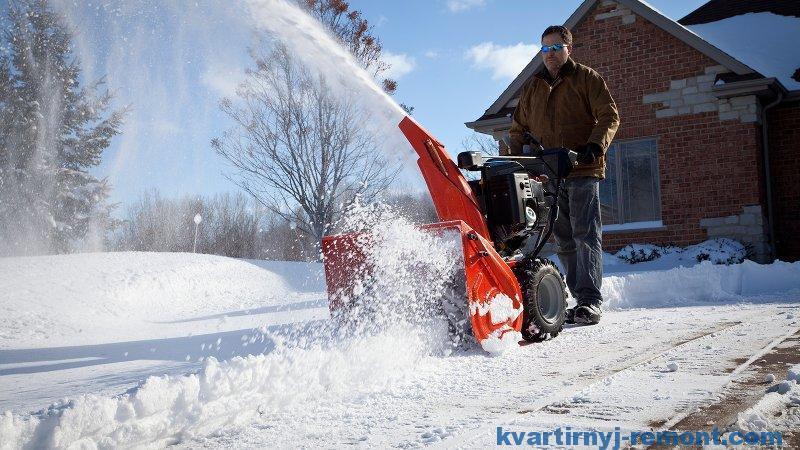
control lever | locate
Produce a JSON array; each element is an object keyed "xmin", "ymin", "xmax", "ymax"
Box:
[{"xmin": 522, "ymin": 131, "xmax": 544, "ymax": 154}]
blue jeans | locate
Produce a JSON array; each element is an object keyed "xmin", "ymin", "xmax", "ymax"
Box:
[{"xmin": 553, "ymin": 177, "xmax": 603, "ymax": 306}]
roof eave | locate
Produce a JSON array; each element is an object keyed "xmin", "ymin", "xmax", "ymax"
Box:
[
  {"xmin": 465, "ymin": 116, "xmax": 512, "ymax": 133},
  {"xmin": 712, "ymin": 77, "xmax": 788, "ymax": 100},
  {"xmin": 785, "ymin": 90, "xmax": 800, "ymax": 103}
]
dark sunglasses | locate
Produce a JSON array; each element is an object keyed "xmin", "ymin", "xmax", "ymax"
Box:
[{"xmin": 541, "ymin": 43, "xmax": 567, "ymax": 53}]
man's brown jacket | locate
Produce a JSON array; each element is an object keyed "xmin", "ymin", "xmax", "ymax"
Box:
[{"xmin": 507, "ymin": 58, "xmax": 620, "ymax": 179}]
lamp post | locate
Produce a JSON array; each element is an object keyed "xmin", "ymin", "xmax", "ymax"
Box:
[
  {"xmin": 289, "ymin": 220, "xmax": 300, "ymax": 258},
  {"xmin": 193, "ymin": 213, "xmax": 202, "ymax": 253}
]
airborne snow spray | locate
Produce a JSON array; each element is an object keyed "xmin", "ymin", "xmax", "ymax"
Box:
[{"xmin": 0, "ymin": 1, "xmax": 470, "ymax": 448}]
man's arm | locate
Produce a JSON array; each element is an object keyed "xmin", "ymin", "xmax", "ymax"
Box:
[
  {"xmin": 586, "ymin": 72, "xmax": 620, "ymax": 152},
  {"xmin": 507, "ymin": 115, "xmax": 526, "ymax": 156},
  {"xmin": 506, "ymin": 80, "xmax": 535, "ymax": 156}
]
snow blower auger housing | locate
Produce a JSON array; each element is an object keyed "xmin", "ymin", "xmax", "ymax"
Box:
[{"xmin": 322, "ymin": 116, "xmax": 577, "ymax": 352}]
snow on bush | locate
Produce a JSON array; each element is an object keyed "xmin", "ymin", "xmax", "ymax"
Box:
[
  {"xmin": 611, "ymin": 238, "xmax": 746, "ymax": 266},
  {"xmin": 615, "ymin": 243, "xmax": 676, "ymax": 264},
  {"xmin": 684, "ymin": 239, "xmax": 748, "ymax": 265}
]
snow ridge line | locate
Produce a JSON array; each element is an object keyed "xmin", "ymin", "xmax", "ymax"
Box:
[
  {"xmin": 436, "ymin": 320, "xmax": 746, "ymax": 448},
  {"xmin": 660, "ymin": 324, "xmax": 800, "ymax": 430}
]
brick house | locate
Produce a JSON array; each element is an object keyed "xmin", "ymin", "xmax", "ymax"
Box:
[{"xmin": 466, "ymin": 0, "xmax": 800, "ymax": 262}]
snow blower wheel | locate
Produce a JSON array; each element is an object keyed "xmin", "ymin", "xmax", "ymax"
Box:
[{"xmin": 516, "ymin": 258, "xmax": 567, "ymax": 342}]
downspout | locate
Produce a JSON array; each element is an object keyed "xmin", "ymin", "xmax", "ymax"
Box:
[{"xmin": 761, "ymin": 91, "xmax": 783, "ymax": 261}]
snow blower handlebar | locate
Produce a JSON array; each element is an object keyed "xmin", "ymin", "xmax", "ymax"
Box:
[{"xmin": 457, "ymin": 148, "xmax": 578, "ymax": 260}]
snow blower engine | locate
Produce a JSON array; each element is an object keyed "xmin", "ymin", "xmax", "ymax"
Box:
[{"xmin": 321, "ymin": 117, "xmax": 577, "ymax": 352}]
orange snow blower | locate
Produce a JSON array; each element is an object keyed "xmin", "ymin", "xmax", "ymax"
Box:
[{"xmin": 322, "ymin": 116, "xmax": 577, "ymax": 352}]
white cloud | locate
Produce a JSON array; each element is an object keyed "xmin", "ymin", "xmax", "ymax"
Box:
[
  {"xmin": 445, "ymin": 0, "xmax": 486, "ymax": 13},
  {"xmin": 424, "ymin": 50, "xmax": 439, "ymax": 59},
  {"xmin": 465, "ymin": 41, "xmax": 540, "ymax": 80},
  {"xmin": 381, "ymin": 51, "xmax": 417, "ymax": 80}
]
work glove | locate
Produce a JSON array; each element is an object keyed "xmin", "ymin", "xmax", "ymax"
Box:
[{"xmin": 575, "ymin": 142, "xmax": 603, "ymax": 165}]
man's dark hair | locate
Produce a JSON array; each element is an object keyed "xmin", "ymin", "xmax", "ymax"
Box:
[{"xmin": 542, "ymin": 25, "xmax": 573, "ymax": 45}]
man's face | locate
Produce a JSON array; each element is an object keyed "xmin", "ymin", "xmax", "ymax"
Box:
[{"xmin": 542, "ymin": 33, "xmax": 571, "ymax": 75}]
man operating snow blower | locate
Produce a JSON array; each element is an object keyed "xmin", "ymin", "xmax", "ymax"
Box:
[
  {"xmin": 505, "ymin": 25, "xmax": 620, "ymax": 325},
  {"xmin": 322, "ymin": 26, "xmax": 619, "ymax": 352}
]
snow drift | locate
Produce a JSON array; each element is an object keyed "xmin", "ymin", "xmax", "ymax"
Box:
[
  {"xmin": 0, "ymin": 252, "xmax": 324, "ymax": 350},
  {"xmin": 0, "ymin": 329, "xmax": 437, "ymax": 449},
  {"xmin": 603, "ymin": 260, "xmax": 800, "ymax": 310}
]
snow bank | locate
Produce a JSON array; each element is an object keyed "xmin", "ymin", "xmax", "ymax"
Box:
[
  {"xmin": 0, "ymin": 328, "xmax": 437, "ymax": 449},
  {"xmin": 0, "ymin": 204, "xmax": 465, "ymax": 447},
  {"xmin": 603, "ymin": 260, "xmax": 800, "ymax": 310},
  {"xmin": 0, "ymin": 252, "xmax": 322, "ymax": 349}
]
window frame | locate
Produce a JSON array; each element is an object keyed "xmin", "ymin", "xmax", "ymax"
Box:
[{"xmin": 602, "ymin": 136, "xmax": 664, "ymax": 230}]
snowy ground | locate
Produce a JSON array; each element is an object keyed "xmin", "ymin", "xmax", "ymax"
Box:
[{"xmin": 2, "ymin": 249, "xmax": 800, "ymax": 449}]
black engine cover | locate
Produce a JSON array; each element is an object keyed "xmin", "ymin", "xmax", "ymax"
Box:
[{"xmin": 486, "ymin": 173, "xmax": 533, "ymax": 227}]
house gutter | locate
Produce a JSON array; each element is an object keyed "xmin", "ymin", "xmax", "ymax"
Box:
[
  {"xmin": 761, "ymin": 91, "xmax": 783, "ymax": 261},
  {"xmin": 712, "ymin": 77, "xmax": 779, "ymax": 98},
  {"xmin": 465, "ymin": 116, "xmax": 513, "ymax": 135}
]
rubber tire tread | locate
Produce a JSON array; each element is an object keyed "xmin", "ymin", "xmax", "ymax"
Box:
[{"xmin": 515, "ymin": 258, "xmax": 568, "ymax": 342}]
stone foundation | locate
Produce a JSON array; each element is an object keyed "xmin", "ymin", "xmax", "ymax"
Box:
[{"xmin": 699, "ymin": 205, "xmax": 771, "ymax": 262}]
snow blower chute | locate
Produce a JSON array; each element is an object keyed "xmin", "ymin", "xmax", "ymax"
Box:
[{"xmin": 322, "ymin": 116, "xmax": 577, "ymax": 352}]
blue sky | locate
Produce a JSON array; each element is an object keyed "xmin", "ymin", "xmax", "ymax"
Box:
[
  {"xmin": 353, "ymin": 0, "xmax": 707, "ymax": 146},
  {"xmin": 10, "ymin": 0, "xmax": 708, "ymax": 208}
]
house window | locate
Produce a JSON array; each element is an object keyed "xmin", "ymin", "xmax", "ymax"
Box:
[{"xmin": 600, "ymin": 138, "xmax": 661, "ymax": 226}]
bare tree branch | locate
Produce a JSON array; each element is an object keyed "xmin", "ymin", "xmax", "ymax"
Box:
[{"xmin": 213, "ymin": 42, "xmax": 399, "ymax": 257}]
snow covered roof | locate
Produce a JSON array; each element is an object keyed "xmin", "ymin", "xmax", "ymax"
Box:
[
  {"xmin": 679, "ymin": 0, "xmax": 800, "ymax": 26},
  {"xmin": 685, "ymin": 12, "xmax": 800, "ymax": 91}
]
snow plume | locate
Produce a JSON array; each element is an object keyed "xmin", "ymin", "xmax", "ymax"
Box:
[
  {"xmin": 0, "ymin": 333, "xmax": 432, "ymax": 448},
  {"xmin": 332, "ymin": 202, "xmax": 466, "ymax": 351},
  {"xmin": 242, "ymin": 0, "xmax": 423, "ymax": 185}
]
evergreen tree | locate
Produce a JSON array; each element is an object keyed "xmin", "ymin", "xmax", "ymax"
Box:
[{"xmin": 0, "ymin": 0, "xmax": 125, "ymax": 255}]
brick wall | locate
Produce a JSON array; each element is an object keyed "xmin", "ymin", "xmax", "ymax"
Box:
[
  {"xmin": 768, "ymin": 101, "xmax": 800, "ymax": 261},
  {"xmin": 568, "ymin": 1, "xmax": 765, "ymax": 253}
]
